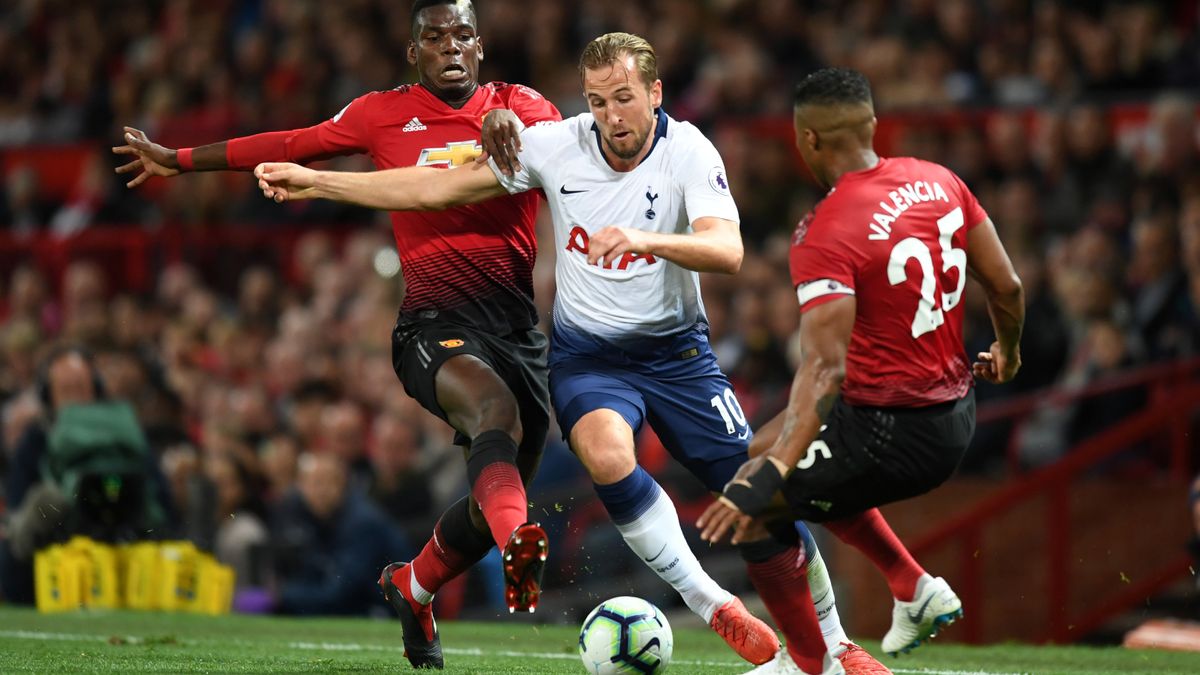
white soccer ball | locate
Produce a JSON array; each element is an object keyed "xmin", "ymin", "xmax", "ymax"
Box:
[{"xmin": 578, "ymin": 596, "xmax": 673, "ymax": 674}]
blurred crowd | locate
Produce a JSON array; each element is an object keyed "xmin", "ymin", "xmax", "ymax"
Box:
[
  {"xmin": 1, "ymin": 0, "xmax": 1199, "ymax": 615},
  {"xmin": 1, "ymin": 0, "xmax": 1198, "ymax": 147},
  {"xmin": 0, "ymin": 244, "xmax": 453, "ymax": 614}
]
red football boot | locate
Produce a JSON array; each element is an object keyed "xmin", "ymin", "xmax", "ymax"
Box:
[
  {"xmin": 709, "ymin": 596, "xmax": 781, "ymax": 665},
  {"xmin": 837, "ymin": 642, "xmax": 891, "ymax": 674},
  {"xmin": 502, "ymin": 522, "xmax": 548, "ymax": 613}
]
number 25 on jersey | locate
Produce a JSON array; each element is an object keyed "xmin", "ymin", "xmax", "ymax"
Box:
[{"xmin": 887, "ymin": 207, "xmax": 967, "ymax": 339}]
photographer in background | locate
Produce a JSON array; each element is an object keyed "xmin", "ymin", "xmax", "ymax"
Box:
[{"xmin": 0, "ymin": 345, "xmax": 173, "ymax": 603}]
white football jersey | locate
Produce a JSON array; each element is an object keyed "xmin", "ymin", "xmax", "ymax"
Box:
[{"xmin": 488, "ymin": 110, "xmax": 738, "ymax": 341}]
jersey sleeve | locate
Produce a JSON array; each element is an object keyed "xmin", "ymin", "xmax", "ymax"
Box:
[
  {"xmin": 498, "ymin": 84, "xmax": 562, "ymax": 126},
  {"xmin": 225, "ymin": 94, "xmax": 372, "ymax": 169},
  {"xmin": 487, "ymin": 121, "xmax": 560, "ymax": 194},
  {"xmin": 789, "ymin": 208, "xmax": 859, "ymax": 312},
  {"xmin": 948, "ymin": 169, "xmax": 988, "ymax": 229},
  {"xmin": 674, "ymin": 127, "xmax": 739, "ymax": 225}
]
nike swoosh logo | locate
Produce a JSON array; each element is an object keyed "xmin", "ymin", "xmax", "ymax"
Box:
[
  {"xmin": 906, "ymin": 594, "xmax": 935, "ymax": 623},
  {"xmin": 559, "ymin": 185, "xmax": 588, "ymax": 194},
  {"xmin": 643, "ymin": 543, "xmax": 668, "ymax": 563},
  {"xmin": 736, "ymin": 429, "xmax": 750, "ymax": 440}
]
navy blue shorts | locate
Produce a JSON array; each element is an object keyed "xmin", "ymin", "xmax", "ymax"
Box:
[{"xmin": 549, "ymin": 324, "xmax": 750, "ymax": 492}]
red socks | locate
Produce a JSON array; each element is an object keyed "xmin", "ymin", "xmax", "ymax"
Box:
[
  {"xmin": 470, "ymin": 461, "xmax": 528, "ymax": 550},
  {"xmin": 825, "ymin": 508, "xmax": 924, "ymax": 601},
  {"xmin": 409, "ymin": 532, "xmax": 472, "ymax": 602},
  {"xmin": 465, "ymin": 430, "xmax": 528, "ymax": 551},
  {"xmin": 746, "ymin": 546, "xmax": 827, "ymax": 675},
  {"xmin": 409, "ymin": 497, "xmax": 496, "ymax": 601},
  {"xmin": 410, "ymin": 429, "xmax": 528, "ymax": 593},
  {"xmin": 408, "ymin": 430, "xmax": 529, "ymax": 600}
]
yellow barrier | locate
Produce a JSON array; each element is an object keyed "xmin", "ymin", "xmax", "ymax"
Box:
[
  {"xmin": 157, "ymin": 541, "xmax": 198, "ymax": 611},
  {"xmin": 121, "ymin": 541, "xmax": 161, "ymax": 610},
  {"xmin": 34, "ymin": 537, "xmax": 234, "ymax": 615},
  {"xmin": 196, "ymin": 556, "xmax": 235, "ymax": 615}
]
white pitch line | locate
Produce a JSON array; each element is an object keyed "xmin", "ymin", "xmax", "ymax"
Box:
[
  {"xmin": 448, "ymin": 646, "xmax": 747, "ymax": 669},
  {"xmin": 292, "ymin": 640, "xmax": 745, "ymax": 668},
  {"xmin": 0, "ymin": 630, "xmax": 93, "ymax": 641},
  {"xmin": 0, "ymin": 629, "xmax": 158, "ymax": 645},
  {"xmin": 892, "ymin": 671, "xmax": 1030, "ymax": 675},
  {"xmin": 291, "ymin": 640, "xmax": 1029, "ymax": 673},
  {"xmin": 0, "ymin": 629, "xmax": 1028, "ymax": 674}
]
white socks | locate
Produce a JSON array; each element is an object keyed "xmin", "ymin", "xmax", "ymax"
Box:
[
  {"xmin": 807, "ymin": 544, "xmax": 850, "ymax": 650},
  {"xmin": 408, "ymin": 567, "xmax": 435, "ymax": 605},
  {"xmin": 612, "ymin": 485, "xmax": 732, "ymax": 622}
]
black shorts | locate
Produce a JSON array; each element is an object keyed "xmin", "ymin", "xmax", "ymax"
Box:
[
  {"xmin": 780, "ymin": 389, "xmax": 975, "ymax": 522},
  {"xmin": 392, "ymin": 319, "xmax": 550, "ymax": 457}
]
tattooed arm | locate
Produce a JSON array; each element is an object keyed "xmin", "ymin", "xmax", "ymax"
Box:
[
  {"xmin": 698, "ymin": 296, "xmax": 855, "ymax": 543},
  {"xmin": 761, "ymin": 295, "xmax": 855, "ymax": 470}
]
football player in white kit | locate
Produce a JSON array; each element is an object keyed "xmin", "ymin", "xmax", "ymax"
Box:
[{"xmin": 255, "ymin": 32, "xmax": 888, "ymax": 675}]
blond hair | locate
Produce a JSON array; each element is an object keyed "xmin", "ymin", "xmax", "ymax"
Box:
[{"xmin": 579, "ymin": 32, "xmax": 658, "ymax": 88}]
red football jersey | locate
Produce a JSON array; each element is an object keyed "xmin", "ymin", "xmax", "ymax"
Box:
[
  {"xmin": 226, "ymin": 82, "xmax": 561, "ymax": 335},
  {"xmin": 789, "ymin": 157, "xmax": 988, "ymax": 407}
]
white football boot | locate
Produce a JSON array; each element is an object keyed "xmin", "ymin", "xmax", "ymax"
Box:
[
  {"xmin": 742, "ymin": 647, "xmax": 845, "ymax": 675},
  {"xmin": 881, "ymin": 574, "xmax": 963, "ymax": 656}
]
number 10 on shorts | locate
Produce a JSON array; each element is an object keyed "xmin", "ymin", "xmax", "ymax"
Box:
[{"xmin": 710, "ymin": 387, "xmax": 748, "ymax": 435}]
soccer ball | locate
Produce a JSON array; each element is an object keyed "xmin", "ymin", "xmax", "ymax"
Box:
[{"xmin": 578, "ymin": 596, "xmax": 673, "ymax": 674}]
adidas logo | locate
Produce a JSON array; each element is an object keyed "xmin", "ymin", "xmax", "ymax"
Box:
[{"xmin": 402, "ymin": 117, "xmax": 427, "ymax": 132}]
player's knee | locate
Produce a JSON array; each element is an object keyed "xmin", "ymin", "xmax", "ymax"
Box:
[
  {"xmin": 474, "ymin": 392, "xmax": 523, "ymax": 443},
  {"xmin": 569, "ymin": 410, "xmax": 637, "ymax": 484},
  {"xmin": 437, "ymin": 357, "xmax": 522, "ymax": 441},
  {"xmin": 577, "ymin": 444, "xmax": 637, "ymax": 485}
]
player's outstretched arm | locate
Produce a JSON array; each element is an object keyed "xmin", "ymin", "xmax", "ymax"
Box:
[
  {"xmin": 586, "ymin": 216, "xmax": 744, "ymax": 274},
  {"xmin": 112, "ymin": 128, "xmax": 299, "ymax": 187},
  {"xmin": 255, "ymin": 161, "xmax": 509, "ymax": 211},
  {"xmin": 113, "ymin": 127, "xmax": 223, "ymax": 188},
  {"xmin": 966, "ymin": 218, "xmax": 1024, "ymax": 384},
  {"xmin": 115, "ymin": 97, "xmax": 373, "ymax": 188}
]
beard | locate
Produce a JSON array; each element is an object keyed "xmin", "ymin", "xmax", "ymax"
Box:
[{"xmin": 604, "ymin": 126, "xmax": 652, "ymax": 160}]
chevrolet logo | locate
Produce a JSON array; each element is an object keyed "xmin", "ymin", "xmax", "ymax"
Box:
[{"xmin": 417, "ymin": 141, "xmax": 483, "ymax": 168}]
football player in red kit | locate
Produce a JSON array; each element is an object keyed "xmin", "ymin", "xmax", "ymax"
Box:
[
  {"xmin": 114, "ymin": 1, "xmax": 559, "ymax": 669},
  {"xmin": 699, "ymin": 68, "xmax": 1024, "ymax": 675}
]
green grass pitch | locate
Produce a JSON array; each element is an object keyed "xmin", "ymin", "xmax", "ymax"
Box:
[{"xmin": 0, "ymin": 606, "xmax": 1196, "ymax": 674}]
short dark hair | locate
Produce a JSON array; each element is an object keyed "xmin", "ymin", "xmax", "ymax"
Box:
[
  {"xmin": 793, "ymin": 68, "xmax": 873, "ymax": 108},
  {"xmin": 411, "ymin": 0, "xmax": 475, "ymax": 36}
]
